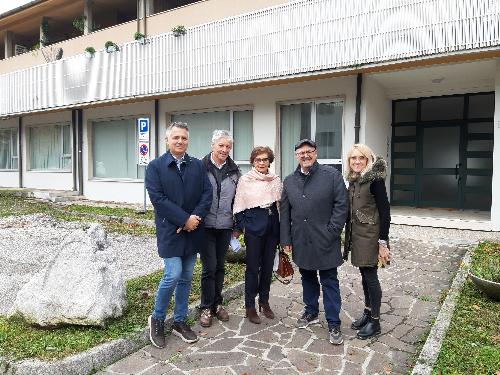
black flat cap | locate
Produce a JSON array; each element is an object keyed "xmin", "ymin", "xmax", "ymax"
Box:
[{"xmin": 294, "ymin": 139, "xmax": 317, "ymax": 151}]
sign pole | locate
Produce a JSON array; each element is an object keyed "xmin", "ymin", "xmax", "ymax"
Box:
[{"xmin": 137, "ymin": 118, "xmax": 151, "ymax": 215}]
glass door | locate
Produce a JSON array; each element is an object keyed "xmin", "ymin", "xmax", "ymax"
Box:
[{"xmin": 419, "ymin": 124, "xmax": 463, "ymax": 208}]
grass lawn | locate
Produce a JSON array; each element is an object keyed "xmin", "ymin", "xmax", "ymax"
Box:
[
  {"xmin": 433, "ymin": 242, "xmax": 500, "ymax": 375},
  {"xmin": 0, "ymin": 260, "xmax": 245, "ymax": 361},
  {"xmin": 0, "ymin": 190, "xmax": 155, "ymax": 236},
  {"xmin": 0, "ymin": 190, "xmax": 246, "ymax": 361}
]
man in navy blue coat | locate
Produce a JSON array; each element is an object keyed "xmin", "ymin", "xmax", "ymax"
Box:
[{"xmin": 145, "ymin": 122, "xmax": 212, "ymax": 348}]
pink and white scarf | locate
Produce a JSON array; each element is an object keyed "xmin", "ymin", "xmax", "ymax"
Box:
[{"xmin": 233, "ymin": 168, "xmax": 282, "ymax": 214}]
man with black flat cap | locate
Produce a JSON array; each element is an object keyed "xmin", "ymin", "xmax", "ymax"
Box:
[{"xmin": 280, "ymin": 139, "xmax": 348, "ymax": 345}]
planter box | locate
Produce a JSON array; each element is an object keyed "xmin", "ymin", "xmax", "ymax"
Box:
[{"xmin": 469, "ymin": 272, "xmax": 500, "ymax": 301}]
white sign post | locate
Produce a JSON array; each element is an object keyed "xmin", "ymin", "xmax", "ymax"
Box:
[{"xmin": 137, "ymin": 118, "xmax": 150, "ymax": 213}]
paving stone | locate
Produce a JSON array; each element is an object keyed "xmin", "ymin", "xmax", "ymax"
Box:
[
  {"xmin": 344, "ymin": 346, "xmax": 369, "ymax": 365},
  {"xmin": 188, "ymin": 367, "xmax": 234, "ymax": 375},
  {"xmin": 389, "ymin": 323, "xmax": 414, "ymax": 339},
  {"xmin": 196, "ymin": 337, "xmax": 243, "ymax": 352},
  {"xmin": 239, "ymin": 346, "xmax": 264, "ymax": 357},
  {"xmin": 242, "ymin": 339, "xmax": 271, "ymax": 349},
  {"xmin": 340, "ymin": 360, "xmax": 363, "ymax": 375},
  {"xmin": 231, "ymin": 364, "xmax": 272, "ymax": 375},
  {"xmin": 364, "ymin": 352, "xmax": 395, "ymax": 375},
  {"xmin": 306, "ymin": 337, "xmax": 344, "ymax": 355},
  {"xmin": 139, "ymin": 362, "xmax": 175, "ymax": 375},
  {"xmin": 287, "ymin": 349, "xmax": 320, "ymax": 373},
  {"xmin": 107, "ymin": 350, "xmax": 158, "ymax": 374},
  {"xmin": 247, "ymin": 328, "xmax": 280, "ymax": 344},
  {"xmin": 143, "ymin": 344, "xmax": 186, "ymax": 362},
  {"xmin": 267, "ymin": 345, "xmax": 285, "ymax": 362},
  {"xmin": 320, "ymin": 355, "xmax": 343, "ymax": 371},
  {"xmin": 378, "ymin": 334, "xmax": 416, "ymax": 353},
  {"xmin": 174, "ymin": 352, "xmax": 246, "ymax": 371},
  {"xmin": 284, "ymin": 328, "xmax": 312, "ymax": 349},
  {"xmin": 270, "ymin": 368, "xmax": 300, "ymax": 375}
]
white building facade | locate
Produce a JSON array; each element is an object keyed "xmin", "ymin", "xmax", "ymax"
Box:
[{"xmin": 0, "ymin": 0, "xmax": 499, "ymax": 229}]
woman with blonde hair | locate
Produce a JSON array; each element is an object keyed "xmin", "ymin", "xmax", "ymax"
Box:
[
  {"xmin": 343, "ymin": 143, "xmax": 391, "ymax": 339},
  {"xmin": 233, "ymin": 146, "xmax": 282, "ymax": 324}
]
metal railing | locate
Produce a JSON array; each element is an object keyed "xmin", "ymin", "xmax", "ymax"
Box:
[{"xmin": 1, "ymin": 0, "xmax": 499, "ymax": 116}]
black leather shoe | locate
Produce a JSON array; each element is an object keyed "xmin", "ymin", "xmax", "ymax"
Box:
[
  {"xmin": 356, "ymin": 317, "xmax": 381, "ymax": 340},
  {"xmin": 351, "ymin": 309, "xmax": 371, "ymax": 330}
]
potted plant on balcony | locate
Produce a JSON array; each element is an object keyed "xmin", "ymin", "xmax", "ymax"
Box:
[
  {"xmin": 469, "ymin": 242, "xmax": 500, "ymax": 301},
  {"xmin": 172, "ymin": 25, "xmax": 187, "ymax": 37},
  {"xmin": 73, "ymin": 15, "xmax": 86, "ymax": 34},
  {"xmin": 104, "ymin": 41, "xmax": 119, "ymax": 53},
  {"xmin": 134, "ymin": 32, "xmax": 147, "ymax": 45},
  {"xmin": 85, "ymin": 46, "xmax": 96, "ymax": 58}
]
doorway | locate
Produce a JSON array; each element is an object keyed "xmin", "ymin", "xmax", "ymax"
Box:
[{"xmin": 391, "ymin": 93, "xmax": 494, "ymax": 210}]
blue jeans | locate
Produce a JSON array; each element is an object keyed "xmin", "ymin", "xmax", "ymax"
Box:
[
  {"xmin": 152, "ymin": 254, "xmax": 197, "ymax": 322},
  {"xmin": 299, "ymin": 267, "xmax": 341, "ymax": 329}
]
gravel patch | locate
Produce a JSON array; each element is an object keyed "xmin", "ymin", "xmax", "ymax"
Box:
[{"xmin": 0, "ymin": 214, "xmax": 161, "ymax": 316}]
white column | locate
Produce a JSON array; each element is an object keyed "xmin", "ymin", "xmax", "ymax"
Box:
[
  {"xmin": 83, "ymin": 0, "xmax": 93, "ymax": 35},
  {"xmin": 491, "ymin": 58, "xmax": 500, "ymax": 230},
  {"xmin": 146, "ymin": 0, "xmax": 154, "ymax": 16},
  {"xmin": 4, "ymin": 30, "xmax": 13, "ymax": 58}
]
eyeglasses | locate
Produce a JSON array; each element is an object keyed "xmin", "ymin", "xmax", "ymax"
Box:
[
  {"xmin": 254, "ymin": 158, "xmax": 269, "ymax": 164},
  {"xmin": 295, "ymin": 149, "xmax": 316, "ymax": 157}
]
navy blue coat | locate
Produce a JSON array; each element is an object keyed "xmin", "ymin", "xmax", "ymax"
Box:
[{"xmin": 145, "ymin": 151, "xmax": 212, "ymax": 258}]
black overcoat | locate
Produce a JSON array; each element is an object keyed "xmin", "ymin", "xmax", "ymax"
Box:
[{"xmin": 280, "ymin": 162, "xmax": 348, "ymax": 270}]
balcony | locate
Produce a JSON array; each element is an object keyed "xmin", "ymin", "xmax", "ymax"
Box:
[{"xmin": 1, "ymin": 0, "xmax": 499, "ymax": 117}]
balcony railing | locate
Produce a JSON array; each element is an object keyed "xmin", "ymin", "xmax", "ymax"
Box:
[{"xmin": 1, "ymin": 0, "xmax": 499, "ymax": 116}]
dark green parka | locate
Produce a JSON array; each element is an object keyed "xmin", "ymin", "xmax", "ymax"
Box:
[{"xmin": 343, "ymin": 157, "xmax": 389, "ymax": 267}]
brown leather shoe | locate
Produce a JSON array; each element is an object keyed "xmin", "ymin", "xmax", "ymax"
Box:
[
  {"xmin": 215, "ymin": 305, "xmax": 229, "ymax": 322},
  {"xmin": 259, "ymin": 303, "xmax": 275, "ymax": 319},
  {"xmin": 199, "ymin": 308, "xmax": 212, "ymax": 328},
  {"xmin": 246, "ymin": 308, "xmax": 261, "ymax": 324}
]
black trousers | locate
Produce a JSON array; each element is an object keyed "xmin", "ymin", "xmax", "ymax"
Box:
[
  {"xmin": 200, "ymin": 228, "xmax": 232, "ymax": 310},
  {"xmin": 359, "ymin": 266, "xmax": 382, "ymax": 318},
  {"xmin": 244, "ymin": 229, "xmax": 278, "ymax": 308}
]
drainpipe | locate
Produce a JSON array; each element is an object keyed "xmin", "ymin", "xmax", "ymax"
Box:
[
  {"xmin": 83, "ymin": 0, "xmax": 93, "ymax": 35},
  {"xmin": 18, "ymin": 117, "xmax": 23, "ymax": 188},
  {"xmin": 72, "ymin": 110, "xmax": 77, "ymax": 191},
  {"xmin": 354, "ymin": 73, "xmax": 363, "ymax": 143},
  {"xmin": 154, "ymin": 99, "xmax": 159, "ymax": 158},
  {"xmin": 77, "ymin": 109, "xmax": 83, "ymax": 195}
]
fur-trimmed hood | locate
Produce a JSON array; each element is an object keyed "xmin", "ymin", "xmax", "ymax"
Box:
[{"xmin": 348, "ymin": 156, "xmax": 387, "ymax": 184}]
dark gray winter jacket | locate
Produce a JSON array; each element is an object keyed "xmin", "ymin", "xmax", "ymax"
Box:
[{"xmin": 280, "ymin": 162, "xmax": 348, "ymax": 270}]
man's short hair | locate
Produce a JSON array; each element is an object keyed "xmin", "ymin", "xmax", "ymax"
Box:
[
  {"xmin": 165, "ymin": 122, "xmax": 189, "ymax": 139},
  {"xmin": 211, "ymin": 129, "xmax": 233, "ymax": 145}
]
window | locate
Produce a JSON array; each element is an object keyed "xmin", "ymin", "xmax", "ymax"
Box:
[
  {"xmin": 0, "ymin": 128, "xmax": 18, "ymax": 170},
  {"xmin": 280, "ymin": 100, "xmax": 343, "ymax": 176},
  {"xmin": 92, "ymin": 118, "xmax": 146, "ymax": 180},
  {"xmin": 29, "ymin": 124, "xmax": 71, "ymax": 171},
  {"xmin": 171, "ymin": 109, "xmax": 253, "ymax": 171}
]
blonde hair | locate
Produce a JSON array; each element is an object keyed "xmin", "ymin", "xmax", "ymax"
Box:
[{"xmin": 344, "ymin": 143, "xmax": 377, "ymax": 181}]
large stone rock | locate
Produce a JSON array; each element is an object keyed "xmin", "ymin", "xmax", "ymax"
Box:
[{"xmin": 9, "ymin": 223, "xmax": 126, "ymax": 327}]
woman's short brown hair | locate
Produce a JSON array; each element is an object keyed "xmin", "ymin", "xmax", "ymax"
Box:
[{"xmin": 250, "ymin": 146, "xmax": 274, "ymax": 164}]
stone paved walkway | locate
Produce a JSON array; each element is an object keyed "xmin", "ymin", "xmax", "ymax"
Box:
[{"xmin": 97, "ymin": 235, "xmax": 470, "ymax": 375}]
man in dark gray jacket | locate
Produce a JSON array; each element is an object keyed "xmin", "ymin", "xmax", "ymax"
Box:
[
  {"xmin": 199, "ymin": 130, "xmax": 241, "ymax": 327},
  {"xmin": 280, "ymin": 139, "xmax": 348, "ymax": 345}
]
